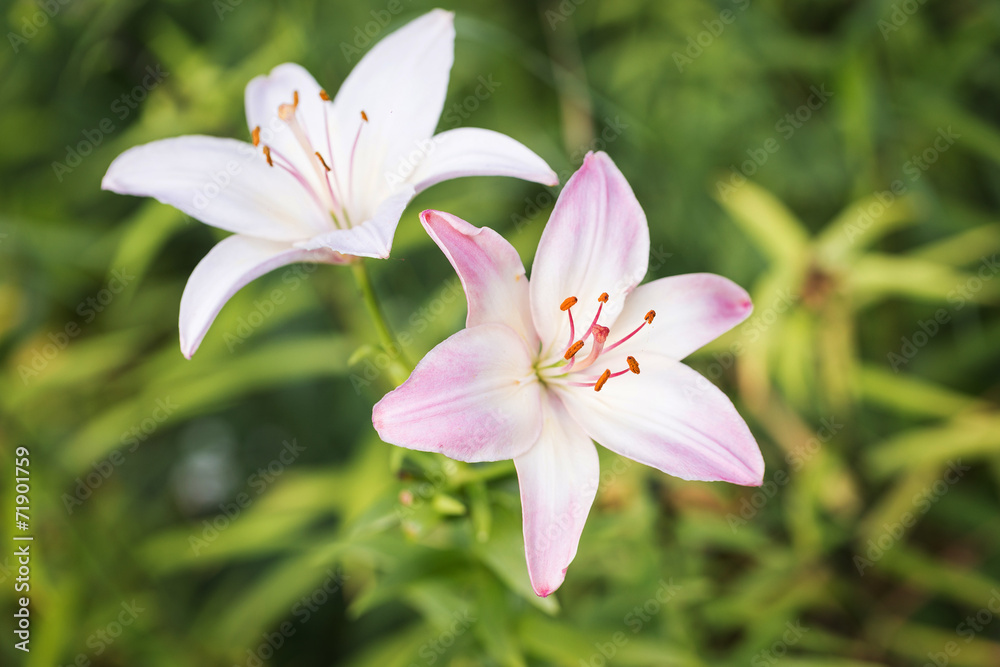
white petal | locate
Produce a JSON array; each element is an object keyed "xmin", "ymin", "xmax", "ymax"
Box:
[
  {"xmin": 420, "ymin": 209, "xmax": 538, "ymax": 348},
  {"xmin": 408, "ymin": 128, "xmax": 558, "ymax": 193},
  {"xmin": 529, "ymin": 152, "xmax": 650, "ymax": 357},
  {"xmin": 179, "ymin": 234, "xmax": 347, "ymax": 358},
  {"xmin": 608, "ymin": 274, "xmax": 753, "ymax": 360},
  {"xmin": 372, "ymin": 323, "xmax": 543, "ymax": 462},
  {"xmin": 102, "ymin": 136, "xmax": 329, "ymax": 241},
  {"xmin": 330, "ymin": 10, "xmax": 455, "ymax": 216},
  {"xmin": 514, "ymin": 393, "xmax": 599, "ymax": 597},
  {"xmin": 558, "ymin": 354, "xmax": 764, "ymax": 486},
  {"xmin": 245, "ymin": 63, "xmax": 328, "ymax": 184},
  {"xmin": 296, "ymin": 186, "xmax": 414, "ymax": 259}
]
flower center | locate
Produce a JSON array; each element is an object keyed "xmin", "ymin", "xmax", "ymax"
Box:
[
  {"xmin": 252, "ymin": 89, "xmax": 369, "ymax": 230},
  {"xmin": 545, "ymin": 292, "xmax": 655, "ymax": 392}
]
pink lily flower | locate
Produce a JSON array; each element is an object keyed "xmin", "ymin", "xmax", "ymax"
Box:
[
  {"xmin": 373, "ymin": 151, "xmax": 764, "ymax": 597},
  {"xmin": 101, "ymin": 9, "xmax": 557, "ymax": 358}
]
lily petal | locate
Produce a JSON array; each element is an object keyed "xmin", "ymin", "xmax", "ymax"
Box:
[
  {"xmin": 373, "ymin": 323, "xmax": 543, "ymax": 463},
  {"xmin": 245, "ymin": 63, "xmax": 327, "ymax": 181},
  {"xmin": 529, "ymin": 151, "xmax": 650, "ymax": 356},
  {"xmin": 332, "ymin": 9, "xmax": 455, "ymax": 211},
  {"xmin": 296, "ymin": 186, "xmax": 415, "ymax": 259},
  {"xmin": 409, "ymin": 128, "xmax": 558, "ymax": 193},
  {"xmin": 420, "ymin": 209, "xmax": 538, "ymax": 348},
  {"xmin": 608, "ymin": 273, "xmax": 753, "ymax": 360},
  {"xmin": 514, "ymin": 393, "xmax": 599, "ymax": 597},
  {"xmin": 179, "ymin": 234, "xmax": 346, "ymax": 358},
  {"xmin": 102, "ymin": 136, "xmax": 329, "ymax": 241},
  {"xmin": 558, "ymin": 354, "xmax": 764, "ymax": 486}
]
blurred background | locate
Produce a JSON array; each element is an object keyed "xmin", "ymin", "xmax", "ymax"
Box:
[{"xmin": 2, "ymin": 0, "xmax": 1000, "ymax": 665}]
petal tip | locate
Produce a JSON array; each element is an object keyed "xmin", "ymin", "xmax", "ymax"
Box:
[{"xmin": 427, "ymin": 8, "xmax": 456, "ymax": 24}]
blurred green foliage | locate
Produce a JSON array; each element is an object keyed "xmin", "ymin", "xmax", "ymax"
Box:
[{"xmin": 2, "ymin": 0, "xmax": 1000, "ymax": 665}]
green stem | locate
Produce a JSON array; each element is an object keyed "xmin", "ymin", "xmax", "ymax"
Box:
[{"xmin": 350, "ymin": 259, "xmax": 411, "ymax": 384}]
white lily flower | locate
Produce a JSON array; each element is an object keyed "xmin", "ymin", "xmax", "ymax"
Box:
[{"xmin": 102, "ymin": 9, "xmax": 557, "ymax": 357}]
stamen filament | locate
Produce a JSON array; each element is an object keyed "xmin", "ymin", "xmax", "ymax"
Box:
[
  {"xmin": 320, "ymin": 100, "xmax": 346, "ymax": 226},
  {"xmin": 267, "ymin": 146, "xmax": 329, "ymax": 214},
  {"xmin": 347, "ymin": 110, "xmax": 368, "ymax": 202},
  {"xmin": 581, "ymin": 294, "xmax": 608, "ymax": 342},
  {"xmin": 605, "ymin": 310, "xmax": 655, "ymax": 352}
]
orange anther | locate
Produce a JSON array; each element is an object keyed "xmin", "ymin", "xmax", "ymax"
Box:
[
  {"xmin": 598, "ymin": 292, "xmax": 609, "ymax": 303},
  {"xmin": 263, "ymin": 145, "xmax": 273, "ymax": 167},
  {"xmin": 560, "ymin": 296, "xmax": 578, "ymax": 311},
  {"xmin": 564, "ymin": 340, "xmax": 584, "ymax": 360},
  {"xmin": 594, "ymin": 369, "xmax": 612, "ymax": 392},
  {"xmin": 293, "ymin": 90, "xmax": 299, "ymax": 107},
  {"xmin": 319, "ymin": 89, "xmax": 330, "ymax": 101},
  {"xmin": 627, "ymin": 356, "xmax": 640, "ymax": 374},
  {"xmin": 251, "ymin": 126, "xmax": 260, "ymax": 147},
  {"xmin": 315, "ymin": 152, "xmax": 331, "ymax": 171},
  {"xmin": 644, "ymin": 310, "xmax": 656, "ymax": 324},
  {"xmin": 361, "ymin": 110, "xmax": 369, "ymax": 122}
]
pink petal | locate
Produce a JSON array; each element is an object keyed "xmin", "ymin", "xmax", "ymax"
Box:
[
  {"xmin": 558, "ymin": 354, "xmax": 764, "ymax": 486},
  {"xmin": 102, "ymin": 136, "xmax": 329, "ymax": 241},
  {"xmin": 330, "ymin": 10, "xmax": 454, "ymax": 212},
  {"xmin": 296, "ymin": 186, "xmax": 415, "ymax": 259},
  {"xmin": 529, "ymin": 152, "xmax": 650, "ymax": 357},
  {"xmin": 179, "ymin": 234, "xmax": 347, "ymax": 358},
  {"xmin": 514, "ymin": 393, "xmax": 599, "ymax": 597},
  {"xmin": 409, "ymin": 128, "xmax": 558, "ymax": 193},
  {"xmin": 372, "ymin": 324, "xmax": 542, "ymax": 462},
  {"xmin": 608, "ymin": 273, "xmax": 753, "ymax": 360},
  {"xmin": 244, "ymin": 63, "xmax": 328, "ymax": 186},
  {"xmin": 420, "ymin": 210, "xmax": 538, "ymax": 347}
]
